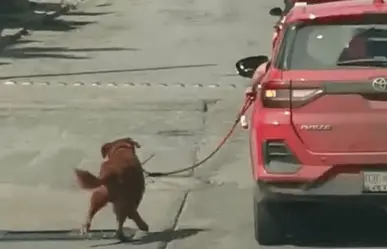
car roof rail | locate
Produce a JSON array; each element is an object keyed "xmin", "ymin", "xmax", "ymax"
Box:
[{"xmin": 294, "ymin": 2, "xmax": 307, "ymax": 6}]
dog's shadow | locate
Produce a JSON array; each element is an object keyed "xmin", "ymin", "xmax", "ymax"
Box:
[{"xmin": 90, "ymin": 228, "xmax": 207, "ymax": 247}]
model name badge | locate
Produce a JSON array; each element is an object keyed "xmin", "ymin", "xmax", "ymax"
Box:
[{"xmin": 300, "ymin": 124, "xmax": 332, "ymax": 131}]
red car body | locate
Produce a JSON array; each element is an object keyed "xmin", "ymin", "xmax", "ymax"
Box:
[
  {"xmin": 291, "ymin": 0, "xmax": 347, "ymax": 4},
  {"xmin": 236, "ymin": 0, "xmax": 387, "ymax": 245}
]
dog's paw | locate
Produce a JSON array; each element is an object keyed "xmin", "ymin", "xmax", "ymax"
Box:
[
  {"xmin": 139, "ymin": 223, "xmax": 149, "ymax": 232},
  {"xmin": 80, "ymin": 224, "xmax": 90, "ymax": 237},
  {"xmin": 115, "ymin": 231, "xmax": 128, "ymax": 242},
  {"xmin": 20, "ymin": 29, "xmax": 30, "ymax": 36}
]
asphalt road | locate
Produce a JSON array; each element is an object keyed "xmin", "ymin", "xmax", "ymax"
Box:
[{"xmin": 1, "ymin": 0, "xmax": 387, "ymax": 248}]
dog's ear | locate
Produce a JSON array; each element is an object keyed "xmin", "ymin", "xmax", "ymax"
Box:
[
  {"xmin": 101, "ymin": 142, "xmax": 112, "ymax": 158},
  {"xmin": 132, "ymin": 140, "xmax": 141, "ymax": 148},
  {"xmin": 126, "ymin": 138, "xmax": 141, "ymax": 149}
]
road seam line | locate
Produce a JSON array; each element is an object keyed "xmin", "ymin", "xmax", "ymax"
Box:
[{"xmin": 1, "ymin": 80, "xmax": 248, "ymax": 88}]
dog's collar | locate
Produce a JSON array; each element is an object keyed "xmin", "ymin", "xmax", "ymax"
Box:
[{"xmin": 106, "ymin": 144, "xmax": 135, "ymax": 159}]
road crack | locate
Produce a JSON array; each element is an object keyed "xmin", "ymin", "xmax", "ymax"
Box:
[
  {"xmin": 156, "ymin": 190, "xmax": 190, "ymax": 249},
  {"xmin": 156, "ymin": 102, "xmax": 212, "ymax": 249}
]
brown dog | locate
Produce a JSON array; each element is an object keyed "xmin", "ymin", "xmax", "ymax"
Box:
[{"xmin": 74, "ymin": 137, "xmax": 149, "ymax": 241}]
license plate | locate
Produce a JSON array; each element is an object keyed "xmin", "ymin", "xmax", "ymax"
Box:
[{"xmin": 363, "ymin": 171, "xmax": 387, "ymax": 192}]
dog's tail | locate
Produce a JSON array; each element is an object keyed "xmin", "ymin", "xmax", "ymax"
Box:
[{"xmin": 74, "ymin": 169, "xmax": 102, "ymax": 190}]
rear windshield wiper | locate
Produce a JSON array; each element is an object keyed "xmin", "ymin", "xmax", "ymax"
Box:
[{"xmin": 337, "ymin": 57, "xmax": 387, "ymax": 67}]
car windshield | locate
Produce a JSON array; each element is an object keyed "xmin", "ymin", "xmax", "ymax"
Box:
[{"xmin": 288, "ymin": 23, "xmax": 387, "ymax": 69}]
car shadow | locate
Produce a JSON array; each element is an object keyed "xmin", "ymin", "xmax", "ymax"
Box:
[
  {"xmin": 90, "ymin": 228, "xmax": 208, "ymax": 247},
  {"xmin": 0, "ymin": 14, "xmax": 96, "ymax": 33},
  {"xmin": 0, "ymin": 1, "xmax": 111, "ymax": 42},
  {"xmin": 0, "ymin": 2, "xmax": 117, "ymax": 64},
  {"xmin": 287, "ymin": 206, "xmax": 387, "ymax": 247},
  {"xmin": 29, "ymin": 1, "xmax": 112, "ymax": 16},
  {"xmin": 1, "ymin": 46, "xmax": 139, "ymax": 60},
  {"xmin": 61, "ymin": 11, "xmax": 113, "ymax": 17},
  {"xmin": 27, "ymin": 19, "xmax": 96, "ymax": 32}
]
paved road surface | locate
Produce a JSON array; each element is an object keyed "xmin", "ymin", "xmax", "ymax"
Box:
[
  {"xmin": 0, "ymin": 0, "xmax": 274, "ymax": 84},
  {"xmin": 1, "ymin": 0, "xmax": 387, "ymax": 249}
]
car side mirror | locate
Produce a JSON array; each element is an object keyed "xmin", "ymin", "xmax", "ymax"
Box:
[
  {"xmin": 235, "ymin": 55, "xmax": 269, "ymax": 79},
  {"xmin": 269, "ymin": 7, "xmax": 283, "ymax": 17}
]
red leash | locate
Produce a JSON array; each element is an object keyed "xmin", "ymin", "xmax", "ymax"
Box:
[{"xmin": 142, "ymin": 95, "xmax": 254, "ymax": 177}]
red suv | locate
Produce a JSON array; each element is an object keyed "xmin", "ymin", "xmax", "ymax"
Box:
[{"xmin": 236, "ymin": 0, "xmax": 387, "ymax": 245}]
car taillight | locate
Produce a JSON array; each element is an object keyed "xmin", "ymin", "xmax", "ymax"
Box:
[{"xmin": 262, "ymin": 81, "xmax": 323, "ymax": 108}]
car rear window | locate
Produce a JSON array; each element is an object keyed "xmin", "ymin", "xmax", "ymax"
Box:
[{"xmin": 288, "ymin": 24, "xmax": 387, "ymax": 70}]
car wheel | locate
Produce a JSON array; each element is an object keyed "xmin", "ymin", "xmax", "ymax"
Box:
[{"xmin": 254, "ymin": 199, "xmax": 287, "ymax": 245}]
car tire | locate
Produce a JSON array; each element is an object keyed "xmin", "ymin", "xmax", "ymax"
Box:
[{"xmin": 254, "ymin": 199, "xmax": 287, "ymax": 245}]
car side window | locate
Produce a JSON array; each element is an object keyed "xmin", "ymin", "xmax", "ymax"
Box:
[{"xmin": 272, "ymin": 25, "xmax": 295, "ymax": 69}]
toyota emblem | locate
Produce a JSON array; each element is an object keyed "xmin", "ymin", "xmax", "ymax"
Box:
[{"xmin": 372, "ymin": 78, "xmax": 387, "ymax": 92}]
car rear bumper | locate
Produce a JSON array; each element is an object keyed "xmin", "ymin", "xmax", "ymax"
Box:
[{"xmin": 256, "ymin": 173, "xmax": 387, "ymax": 207}]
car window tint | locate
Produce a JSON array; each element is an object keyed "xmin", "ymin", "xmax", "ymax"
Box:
[{"xmin": 288, "ymin": 24, "xmax": 387, "ymax": 69}]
